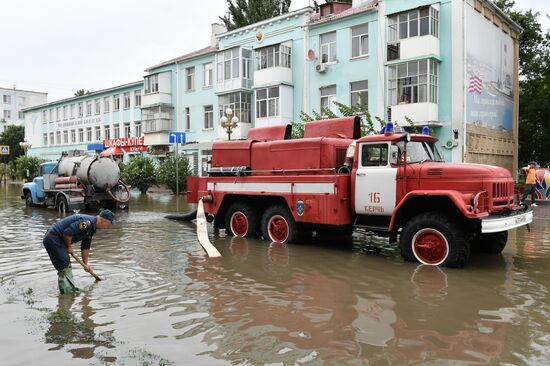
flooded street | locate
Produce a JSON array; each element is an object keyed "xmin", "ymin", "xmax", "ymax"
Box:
[{"xmin": 1, "ymin": 183, "xmax": 550, "ymax": 365}]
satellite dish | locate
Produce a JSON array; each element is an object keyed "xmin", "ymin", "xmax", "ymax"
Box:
[{"xmin": 307, "ymin": 49, "xmax": 315, "ymax": 61}]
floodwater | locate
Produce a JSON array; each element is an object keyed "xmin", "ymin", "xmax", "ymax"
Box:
[{"xmin": 1, "ymin": 183, "xmax": 550, "ymax": 366}]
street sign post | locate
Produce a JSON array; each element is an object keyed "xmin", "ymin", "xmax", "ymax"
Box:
[
  {"xmin": 0, "ymin": 145, "xmax": 9, "ymax": 155},
  {"xmin": 169, "ymin": 132, "xmax": 186, "ymax": 208}
]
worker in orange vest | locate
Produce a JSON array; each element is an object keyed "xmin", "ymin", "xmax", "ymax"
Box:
[{"xmin": 521, "ymin": 161, "xmax": 539, "ymax": 207}]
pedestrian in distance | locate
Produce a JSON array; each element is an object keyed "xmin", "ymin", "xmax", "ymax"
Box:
[
  {"xmin": 520, "ymin": 161, "xmax": 539, "ymax": 207},
  {"xmin": 43, "ymin": 209, "xmax": 115, "ymax": 293}
]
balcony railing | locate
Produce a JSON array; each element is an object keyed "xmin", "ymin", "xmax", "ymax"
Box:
[{"xmin": 143, "ymin": 118, "xmax": 172, "ymax": 133}]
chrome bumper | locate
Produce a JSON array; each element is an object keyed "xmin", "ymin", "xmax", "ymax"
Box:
[{"xmin": 481, "ymin": 210, "xmax": 533, "ymax": 233}]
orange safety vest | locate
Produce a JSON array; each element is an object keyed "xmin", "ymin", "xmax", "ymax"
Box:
[{"xmin": 525, "ymin": 167, "xmax": 536, "ymax": 185}]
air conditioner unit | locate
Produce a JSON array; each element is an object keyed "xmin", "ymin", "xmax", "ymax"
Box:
[{"xmin": 315, "ymin": 63, "xmax": 327, "ymax": 73}]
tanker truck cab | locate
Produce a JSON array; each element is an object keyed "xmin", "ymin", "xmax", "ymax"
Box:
[{"xmin": 22, "ymin": 161, "xmax": 59, "ymax": 206}]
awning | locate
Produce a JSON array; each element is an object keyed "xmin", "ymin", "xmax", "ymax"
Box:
[
  {"xmin": 87, "ymin": 143, "xmax": 105, "ymax": 151},
  {"xmin": 100, "ymin": 146, "xmax": 124, "ymax": 157}
]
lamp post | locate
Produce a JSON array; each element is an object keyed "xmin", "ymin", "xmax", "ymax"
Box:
[
  {"xmin": 19, "ymin": 138, "xmax": 31, "ymax": 157},
  {"xmin": 220, "ymin": 107, "xmax": 239, "ymax": 141}
]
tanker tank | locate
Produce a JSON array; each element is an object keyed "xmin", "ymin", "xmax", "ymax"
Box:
[{"xmin": 58, "ymin": 156, "xmax": 121, "ymax": 191}]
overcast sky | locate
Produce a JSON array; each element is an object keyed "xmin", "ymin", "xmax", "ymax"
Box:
[{"xmin": 1, "ymin": 0, "xmax": 548, "ymax": 102}]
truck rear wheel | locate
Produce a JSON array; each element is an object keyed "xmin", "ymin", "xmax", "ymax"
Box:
[
  {"xmin": 400, "ymin": 212, "xmax": 470, "ymax": 268},
  {"xmin": 472, "ymin": 232, "xmax": 508, "ymax": 254},
  {"xmin": 225, "ymin": 203, "xmax": 260, "ymax": 238},
  {"xmin": 261, "ymin": 205, "xmax": 297, "ymax": 244},
  {"xmin": 25, "ymin": 192, "xmax": 34, "ymax": 207},
  {"xmin": 57, "ymin": 196, "xmax": 69, "ymax": 214}
]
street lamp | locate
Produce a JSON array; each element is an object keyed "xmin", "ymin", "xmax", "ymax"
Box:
[
  {"xmin": 220, "ymin": 107, "xmax": 239, "ymax": 141},
  {"xmin": 19, "ymin": 138, "xmax": 31, "ymax": 156}
]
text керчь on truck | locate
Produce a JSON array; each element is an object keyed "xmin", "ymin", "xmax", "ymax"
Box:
[
  {"xmin": 187, "ymin": 117, "xmax": 533, "ymax": 267},
  {"xmin": 22, "ymin": 151, "xmax": 130, "ymax": 213}
]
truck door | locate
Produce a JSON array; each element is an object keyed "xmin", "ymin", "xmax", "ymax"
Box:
[{"xmin": 354, "ymin": 142, "xmax": 397, "ymax": 216}]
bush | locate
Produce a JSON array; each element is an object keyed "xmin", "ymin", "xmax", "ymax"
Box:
[
  {"xmin": 122, "ymin": 155, "xmax": 156, "ymax": 194},
  {"xmin": 157, "ymin": 155, "xmax": 192, "ymax": 194},
  {"xmin": 15, "ymin": 156, "xmax": 44, "ymax": 180}
]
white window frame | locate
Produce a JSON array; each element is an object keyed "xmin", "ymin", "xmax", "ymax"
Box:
[
  {"xmin": 95, "ymin": 98, "xmax": 101, "ymax": 114},
  {"xmin": 134, "ymin": 90, "xmax": 141, "ymax": 107},
  {"xmin": 104, "ymin": 97, "xmax": 110, "ymax": 112},
  {"xmin": 203, "ymin": 63, "xmax": 213, "ymax": 88},
  {"xmin": 70, "ymin": 104, "xmax": 75, "ymax": 119},
  {"xmin": 104, "ymin": 125, "xmax": 111, "ymax": 140},
  {"xmin": 218, "ymin": 92, "xmax": 252, "ymax": 123},
  {"xmin": 320, "ymin": 85, "xmax": 337, "ymax": 114},
  {"xmin": 387, "ymin": 59, "xmax": 439, "ymax": 106},
  {"xmin": 204, "ymin": 105, "xmax": 213, "ymax": 129},
  {"xmin": 124, "ymin": 123, "xmax": 131, "ymax": 138},
  {"xmin": 43, "ymin": 133, "xmax": 48, "ymax": 146},
  {"xmin": 320, "ymin": 32, "xmax": 337, "ymax": 64},
  {"xmin": 78, "ymin": 128, "xmax": 84, "ymax": 143},
  {"xmin": 95, "ymin": 126, "xmax": 101, "ymax": 141},
  {"xmin": 86, "ymin": 101, "xmax": 92, "ymax": 116},
  {"xmin": 56, "ymin": 131, "xmax": 61, "ymax": 145},
  {"xmin": 123, "ymin": 92, "xmax": 131, "ymax": 109},
  {"xmin": 350, "ymin": 80, "xmax": 369, "ymax": 107},
  {"xmin": 351, "ymin": 24, "xmax": 369, "ymax": 59},
  {"xmin": 113, "ymin": 95, "xmax": 120, "ymax": 111},
  {"xmin": 255, "ymin": 44, "xmax": 292, "ymax": 70},
  {"xmin": 63, "ymin": 130, "xmax": 68, "ymax": 144},
  {"xmin": 134, "ymin": 121, "xmax": 142, "ymax": 137},
  {"xmin": 70, "ymin": 130, "xmax": 76, "ymax": 144},
  {"xmin": 63, "ymin": 105, "xmax": 68, "ymax": 120},
  {"xmin": 3, "ymin": 110, "xmax": 11, "ymax": 119},
  {"xmin": 144, "ymin": 74, "xmax": 159, "ymax": 94},
  {"xmin": 186, "ymin": 67, "xmax": 195, "ymax": 91},
  {"xmin": 256, "ymin": 87, "xmax": 280, "ymax": 118},
  {"xmin": 86, "ymin": 127, "xmax": 92, "ymax": 142},
  {"xmin": 185, "ymin": 107, "xmax": 190, "ymax": 131},
  {"xmin": 78, "ymin": 103, "xmax": 83, "ymax": 117},
  {"xmin": 113, "ymin": 123, "xmax": 120, "ymax": 138},
  {"xmin": 2, "ymin": 95, "xmax": 11, "ymax": 104},
  {"xmin": 388, "ymin": 6, "xmax": 439, "ymax": 43}
]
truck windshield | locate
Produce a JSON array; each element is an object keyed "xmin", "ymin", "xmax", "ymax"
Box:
[{"xmin": 396, "ymin": 141, "xmax": 444, "ymax": 164}]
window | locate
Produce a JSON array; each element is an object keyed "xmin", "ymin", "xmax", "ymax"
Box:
[
  {"xmin": 114, "ymin": 123, "xmax": 120, "ymax": 138},
  {"xmin": 123, "ymin": 93, "xmax": 130, "ymax": 109},
  {"xmin": 95, "ymin": 126, "xmax": 101, "ymax": 141},
  {"xmin": 256, "ymin": 87, "xmax": 280, "ymax": 118},
  {"xmin": 95, "ymin": 99, "xmax": 101, "ymax": 114},
  {"xmin": 217, "ymin": 48, "xmax": 240, "ymax": 81},
  {"xmin": 387, "ymin": 6, "xmax": 439, "ymax": 43},
  {"xmin": 203, "ymin": 63, "xmax": 213, "ymax": 88},
  {"xmin": 86, "ymin": 101, "xmax": 92, "ymax": 116},
  {"xmin": 361, "ymin": 143, "xmax": 389, "ymax": 167},
  {"xmin": 134, "ymin": 121, "xmax": 142, "ymax": 137},
  {"xmin": 134, "ymin": 90, "xmax": 141, "ymax": 106},
  {"xmin": 63, "ymin": 105, "xmax": 68, "ymax": 120},
  {"xmin": 70, "ymin": 104, "xmax": 75, "ymax": 119},
  {"xmin": 144, "ymin": 74, "xmax": 158, "ymax": 94},
  {"xmin": 78, "ymin": 128, "xmax": 84, "ymax": 143},
  {"xmin": 113, "ymin": 95, "xmax": 120, "ymax": 111},
  {"xmin": 71, "ymin": 130, "xmax": 76, "ymax": 143},
  {"xmin": 320, "ymin": 32, "xmax": 337, "ymax": 63},
  {"xmin": 2, "ymin": 95, "xmax": 11, "ymax": 104},
  {"xmin": 86, "ymin": 127, "xmax": 92, "ymax": 142},
  {"xmin": 186, "ymin": 67, "xmax": 195, "ymax": 91},
  {"xmin": 218, "ymin": 92, "xmax": 252, "ymax": 123},
  {"xmin": 56, "ymin": 107, "xmax": 61, "ymax": 121},
  {"xmin": 320, "ymin": 85, "xmax": 337, "ymax": 113},
  {"xmin": 104, "ymin": 97, "xmax": 110, "ymax": 112},
  {"xmin": 63, "ymin": 130, "xmax": 68, "ymax": 144},
  {"xmin": 43, "ymin": 133, "xmax": 48, "ymax": 146},
  {"xmin": 3, "ymin": 110, "xmax": 11, "ymax": 119},
  {"xmin": 124, "ymin": 123, "xmax": 131, "ymax": 138},
  {"xmin": 185, "ymin": 107, "xmax": 190, "ymax": 131},
  {"xmin": 18, "ymin": 96, "xmax": 26, "ymax": 105},
  {"xmin": 49, "ymin": 109, "xmax": 53, "ymax": 122},
  {"xmin": 204, "ymin": 105, "xmax": 213, "ymax": 129},
  {"xmin": 78, "ymin": 102, "xmax": 83, "ymax": 117},
  {"xmin": 388, "ymin": 59, "xmax": 438, "ymax": 105},
  {"xmin": 56, "ymin": 131, "xmax": 61, "ymax": 145},
  {"xmin": 43, "ymin": 110, "xmax": 47, "ymax": 122},
  {"xmin": 255, "ymin": 44, "xmax": 292, "ymax": 70},
  {"xmin": 18, "ymin": 111, "xmax": 24, "ymax": 119},
  {"xmin": 350, "ymin": 80, "xmax": 368, "ymax": 107},
  {"xmin": 104, "ymin": 125, "xmax": 111, "ymax": 140},
  {"xmin": 351, "ymin": 24, "xmax": 369, "ymax": 58}
]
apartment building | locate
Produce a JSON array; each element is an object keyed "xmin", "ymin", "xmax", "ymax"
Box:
[{"xmin": 0, "ymin": 86, "xmax": 47, "ymax": 133}]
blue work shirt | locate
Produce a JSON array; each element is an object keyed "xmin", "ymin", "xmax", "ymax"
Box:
[{"xmin": 48, "ymin": 214, "xmax": 97, "ymax": 250}]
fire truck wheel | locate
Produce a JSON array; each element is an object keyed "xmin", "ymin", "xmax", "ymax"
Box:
[
  {"xmin": 400, "ymin": 212, "xmax": 470, "ymax": 268},
  {"xmin": 261, "ymin": 205, "xmax": 297, "ymax": 244},
  {"xmin": 25, "ymin": 192, "xmax": 34, "ymax": 207},
  {"xmin": 57, "ymin": 196, "xmax": 69, "ymax": 214},
  {"xmin": 225, "ymin": 203, "xmax": 260, "ymax": 238},
  {"xmin": 472, "ymin": 231, "xmax": 508, "ymax": 254}
]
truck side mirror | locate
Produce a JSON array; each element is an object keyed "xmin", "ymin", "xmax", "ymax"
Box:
[
  {"xmin": 390, "ymin": 145, "xmax": 399, "ymax": 165},
  {"xmin": 403, "ymin": 133, "xmax": 411, "ymax": 143}
]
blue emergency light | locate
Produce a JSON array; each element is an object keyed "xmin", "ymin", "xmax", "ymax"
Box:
[{"xmin": 422, "ymin": 126, "xmax": 430, "ymax": 135}]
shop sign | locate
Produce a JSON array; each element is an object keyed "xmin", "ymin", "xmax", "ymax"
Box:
[
  {"xmin": 123, "ymin": 146, "xmax": 148, "ymax": 153},
  {"xmin": 103, "ymin": 136, "xmax": 145, "ymax": 148},
  {"xmin": 57, "ymin": 117, "xmax": 101, "ymax": 129}
]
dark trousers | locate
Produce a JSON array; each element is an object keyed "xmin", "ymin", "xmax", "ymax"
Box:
[
  {"xmin": 521, "ymin": 183, "xmax": 537, "ymax": 204},
  {"xmin": 43, "ymin": 234, "xmax": 70, "ymax": 272}
]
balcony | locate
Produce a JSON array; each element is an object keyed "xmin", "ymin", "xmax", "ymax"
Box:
[
  {"xmin": 143, "ymin": 118, "xmax": 172, "ymax": 133},
  {"xmin": 142, "ymin": 92, "xmax": 172, "ymax": 107},
  {"xmin": 254, "ymin": 67, "xmax": 292, "ymax": 87},
  {"xmin": 399, "ymin": 35, "xmax": 440, "ymax": 59},
  {"xmin": 390, "ymin": 103, "xmax": 438, "ymax": 125}
]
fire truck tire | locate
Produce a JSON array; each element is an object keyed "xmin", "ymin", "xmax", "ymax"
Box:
[
  {"xmin": 57, "ymin": 196, "xmax": 69, "ymax": 214},
  {"xmin": 225, "ymin": 203, "xmax": 260, "ymax": 238},
  {"xmin": 400, "ymin": 212, "xmax": 470, "ymax": 268},
  {"xmin": 472, "ymin": 231, "xmax": 508, "ymax": 254},
  {"xmin": 261, "ymin": 205, "xmax": 298, "ymax": 244},
  {"xmin": 25, "ymin": 192, "xmax": 34, "ymax": 207}
]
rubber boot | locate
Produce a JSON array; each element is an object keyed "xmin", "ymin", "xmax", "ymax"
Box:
[{"xmin": 57, "ymin": 266, "xmax": 81, "ymax": 294}]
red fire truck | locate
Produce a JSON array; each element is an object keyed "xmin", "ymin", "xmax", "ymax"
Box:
[{"xmin": 187, "ymin": 117, "xmax": 533, "ymax": 267}]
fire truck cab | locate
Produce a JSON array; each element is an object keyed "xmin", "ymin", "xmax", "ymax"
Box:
[{"xmin": 187, "ymin": 117, "xmax": 533, "ymax": 267}]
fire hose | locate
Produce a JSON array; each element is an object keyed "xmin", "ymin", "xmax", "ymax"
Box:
[{"xmin": 106, "ymin": 181, "xmax": 131, "ymax": 203}]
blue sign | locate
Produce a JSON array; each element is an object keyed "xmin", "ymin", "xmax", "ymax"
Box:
[
  {"xmin": 0, "ymin": 145, "xmax": 9, "ymax": 155},
  {"xmin": 169, "ymin": 131, "xmax": 186, "ymax": 144},
  {"xmin": 296, "ymin": 200, "xmax": 305, "ymax": 216}
]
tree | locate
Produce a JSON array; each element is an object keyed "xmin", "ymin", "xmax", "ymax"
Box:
[
  {"xmin": 122, "ymin": 155, "xmax": 156, "ymax": 194},
  {"xmin": 15, "ymin": 155, "xmax": 43, "ymax": 180},
  {"xmin": 220, "ymin": 0, "xmax": 292, "ymax": 31},
  {"xmin": 157, "ymin": 155, "xmax": 192, "ymax": 194},
  {"xmin": 0, "ymin": 125, "xmax": 25, "ymax": 163},
  {"xmin": 74, "ymin": 89, "xmax": 92, "ymax": 97}
]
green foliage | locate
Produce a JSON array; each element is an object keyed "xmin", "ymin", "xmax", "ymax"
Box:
[
  {"xmin": 122, "ymin": 155, "xmax": 156, "ymax": 194},
  {"xmin": 0, "ymin": 125, "xmax": 25, "ymax": 163},
  {"xmin": 495, "ymin": 1, "xmax": 550, "ymax": 166},
  {"xmin": 156, "ymin": 155, "xmax": 192, "ymax": 195},
  {"xmin": 220, "ymin": 0, "xmax": 292, "ymax": 31},
  {"xmin": 74, "ymin": 89, "xmax": 92, "ymax": 97},
  {"xmin": 15, "ymin": 155, "xmax": 44, "ymax": 180},
  {"xmin": 0, "ymin": 162, "xmax": 14, "ymax": 181},
  {"xmin": 290, "ymin": 121, "xmax": 305, "ymax": 139}
]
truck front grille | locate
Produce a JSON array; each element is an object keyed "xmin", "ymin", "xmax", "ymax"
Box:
[{"xmin": 492, "ymin": 181, "xmax": 514, "ymax": 206}]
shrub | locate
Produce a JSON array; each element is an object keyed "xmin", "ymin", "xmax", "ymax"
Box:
[
  {"xmin": 122, "ymin": 155, "xmax": 156, "ymax": 194},
  {"xmin": 157, "ymin": 155, "xmax": 192, "ymax": 194},
  {"xmin": 15, "ymin": 156, "xmax": 44, "ymax": 180}
]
